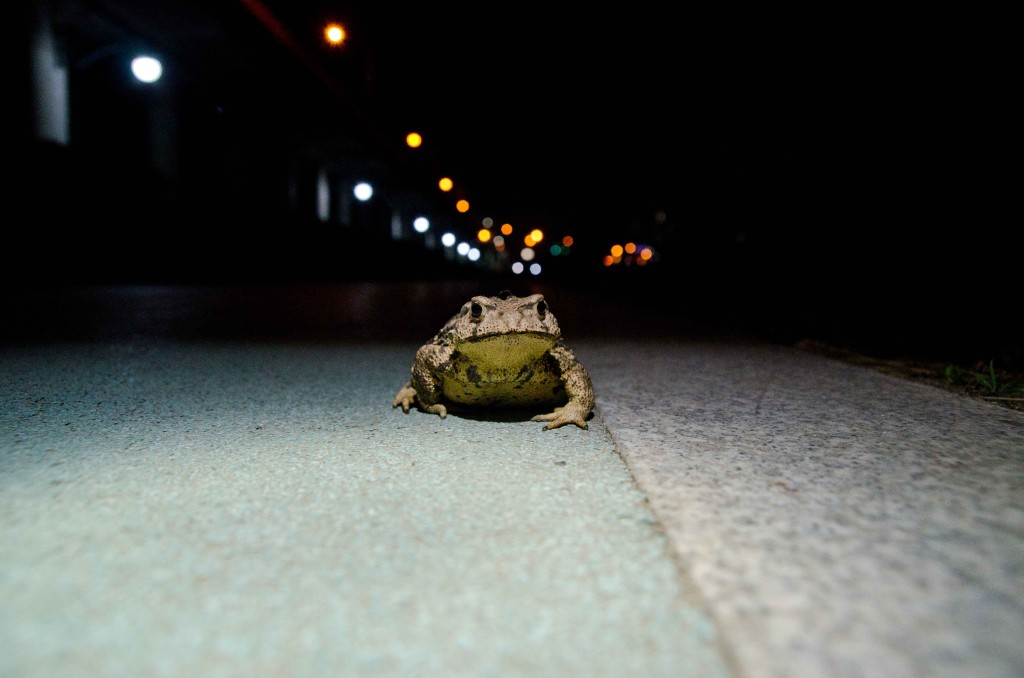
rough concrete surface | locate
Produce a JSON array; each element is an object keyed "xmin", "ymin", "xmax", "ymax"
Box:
[
  {"xmin": 3, "ymin": 284, "xmax": 1023, "ymax": 678},
  {"xmin": 0, "ymin": 342, "xmax": 731, "ymax": 677},
  {"xmin": 581, "ymin": 339, "xmax": 1024, "ymax": 678}
]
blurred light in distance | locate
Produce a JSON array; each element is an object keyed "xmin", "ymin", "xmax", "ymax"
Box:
[
  {"xmin": 511, "ymin": 262, "xmax": 524, "ymax": 274},
  {"xmin": 500, "ymin": 223, "xmax": 513, "ymax": 236},
  {"xmin": 456, "ymin": 199, "xmax": 469, "ymax": 213},
  {"xmin": 438, "ymin": 177, "xmax": 453, "ymax": 192},
  {"xmin": 316, "ymin": 169, "xmax": 329, "ymax": 221},
  {"xmin": 549, "ymin": 245, "xmax": 562, "ymax": 256},
  {"xmin": 482, "ymin": 217, "xmax": 493, "ymax": 228},
  {"xmin": 529, "ymin": 229, "xmax": 544, "ymax": 244},
  {"xmin": 477, "ymin": 228, "xmax": 491, "ymax": 242},
  {"xmin": 520, "ymin": 247, "xmax": 535, "ymax": 261},
  {"xmin": 493, "ymin": 236, "xmax": 505, "ymax": 250},
  {"xmin": 324, "ymin": 23, "xmax": 345, "ymax": 45},
  {"xmin": 529, "ymin": 263, "xmax": 542, "ymax": 275},
  {"xmin": 405, "ymin": 132, "xmax": 422, "ymax": 148},
  {"xmin": 456, "ymin": 242, "xmax": 470, "ymax": 256},
  {"xmin": 561, "ymin": 235, "xmax": 574, "ymax": 247},
  {"xmin": 441, "ymin": 232, "xmax": 456, "ymax": 247},
  {"xmin": 602, "ymin": 255, "xmax": 614, "ymax": 267},
  {"xmin": 131, "ymin": 56, "xmax": 162, "ymax": 83},
  {"xmin": 413, "ymin": 217, "xmax": 430, "ymax": 233},
  {"xmin": 639, "ymin": 247, "xmax": 653, "ymax": 261},
  {"xmin": 610, "ymin": 244, "xmax": 624, "ymax": 258},
  {"xmin": 524, "ymin": 233, "xmax": 536, "ymax": 247},
  {"xmin": 468, "ymin": 248, "xmax": 481, "ymax": 262},
  {"xmin": 624, "ymin": 242, "xmax": 637, "ymax": 254},
  {"xmin": 354, "ymin": 182, "xmax": 373, "ymax": 201}
]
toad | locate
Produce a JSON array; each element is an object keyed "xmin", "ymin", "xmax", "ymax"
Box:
[{"xmin": 392, "ymin": 291, "xmax": 594, "ymax": 430}]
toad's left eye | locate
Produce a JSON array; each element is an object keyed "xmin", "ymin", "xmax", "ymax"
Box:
[
  {"xmin": 536, "ymin": 300, "xmax": 547, "ymax": 316},
  {"xmin": 470, "ymin": 302, "xmax": 484, "ymax": 318}
]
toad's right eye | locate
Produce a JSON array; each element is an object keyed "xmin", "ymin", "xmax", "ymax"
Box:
[{"xmin": 470, "ymin": 302, "xmax": 483, "ymax": 318}]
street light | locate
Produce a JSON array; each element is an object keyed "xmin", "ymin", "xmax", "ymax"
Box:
[
  {"xmin": 354, "ymin": 182, "xmax": 373, "ymax": 201},
  {"xmin": 130, "ymin": 56, "xmax": 162, "ymax": 83},
  {"xmin": 324, "ymin": 23, "xmax": 346, "ymax": 46},
  {"xmin": 76, "ymin": 44, "xmax": 163, "ymax": 84}
]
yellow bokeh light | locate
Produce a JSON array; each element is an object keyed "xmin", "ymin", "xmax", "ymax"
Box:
[
  {"xmin": 438, "ymin": 177, "xmax": 453, "ymax": 192},
  {"xmin": 561, "ymin": 235, "xmax": 574, "ymax": 247},
  {"xmin": 405, "ymin": 132, "xmax": 422, "ymax": 148},
  {"xmin": 501, "ymin": 223, "xmax": 513, "ymax": 236},
  {"xmin": 324, "ymin": 23, "xmax": 345, "ymax": 45},
  {"xmin": 624, "ymin": 242, "xmax": 636, "ymax": 254},
  {"xmin": 456, "ymin": 199, "xmax": 470, "ymax": 213},
  {"xmin": 477, "ymin": 228, "xmax": 492, "ymax": 242},
  {"xmin": 529, "ymin": 228, "xmax": 544, "ymax": 243},
  {"xmin": 610, "ymin": 244, "xmax": 624, "ymax": 258}
]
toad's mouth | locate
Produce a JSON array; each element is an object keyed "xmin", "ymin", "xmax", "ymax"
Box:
[{"xmin": 457, "ymin": 332, "xmax": 558, "ymax": 368}]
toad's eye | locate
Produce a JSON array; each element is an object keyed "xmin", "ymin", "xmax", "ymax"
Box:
[
  {"xmin": 470, "ymin": 302, "xmax": 484, "ymax": 318},
  {"xmin": 536, "ymin": 300, "xmax": 547, "ymax": 316},
  {"xmin": 498, "ymin": 290, "xmax": 512, "ymax": 300}
]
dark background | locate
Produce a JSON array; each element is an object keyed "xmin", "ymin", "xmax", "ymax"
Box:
[{"xmin": 11, "ymin": 1, "xmax": 1018, "ymax": 368}]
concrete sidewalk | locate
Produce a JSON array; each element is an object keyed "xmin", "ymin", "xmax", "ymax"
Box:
[
  {"xmin": 2, "ymin": 285, "xmax": 1023, "ymax": 676},
  {"xmin": 581, "ymin": 340, "xmax": 1024, "ymax": 677},
  {"xmin": 1, "ymin": 342, "xmax": 732, "ymax": 677}
]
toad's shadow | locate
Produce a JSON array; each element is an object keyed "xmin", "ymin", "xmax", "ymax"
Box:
[
  {"xmin": 444, "ymin": 407, "xmax": 541, "ymax": 424},
  {"xmin": 440, "ymin": 406, "xmax": 594, "ymax": 425}
]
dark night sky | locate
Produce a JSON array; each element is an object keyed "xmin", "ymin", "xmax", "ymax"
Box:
[
  {"xmin": 257, "ymin": 2, "xmax": 1003, "ymax": 247},
  {"xmin": 24, "ymin": 2, "xmax": 1013, "ymax": 294},
  {"xmin": 262, "ymin": 4, "xmax": 887, "ymax": 228}
]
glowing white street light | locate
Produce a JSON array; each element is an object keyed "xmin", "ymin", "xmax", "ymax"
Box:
[
  {"xmin": 130, "ymin": 56, "xmax": 162, "ymax": 83},
  {"xmin": 353, "ymin": 182, "xmax": 373, "ymax": 201}
]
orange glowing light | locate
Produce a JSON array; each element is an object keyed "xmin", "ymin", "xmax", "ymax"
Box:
[
  {"xmin": 610, "ymin": 244, "xmax": 624, "ymax": 258},
  {"xmin": 561, "ymin": 235, "xmax": 574, "ymax": 247},
  {"xmin": 501, "ymin": 223, "xmax": 513, "ymax": 236},
  {"xmin": 477, "ymin": 228, "xmax": 492, "ymax": 242},
  {"xmin": 602, "ymin": 255, "xmax": 614, "ymax": 267},
  {"xmin": 438, "ymin": 177, "xmax": 453, "ymax": 192},
  {"xmin": 624, "ymin": 242, "xmax": 636, "ymax": 254},
  {"xmin": 456, "ymin": 199, "xmax": 470, "ymax": 213},
  {"xmin": 524, "ymin": 234, "xmax": 536, "ymax": 247},
  {"xmin": 405, "ymin": 132, "xmax": 422, "ymax": 148},
  {"xmin": 324, "ymin": 23, "xmax": 345, "ymax": 45},
  {"xmin": 639, "ymin": 247, "xmax": 653, "ymax": 260}
]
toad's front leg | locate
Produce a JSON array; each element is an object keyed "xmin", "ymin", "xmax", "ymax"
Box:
[
  {"xmin": 393, "ymin": 344, "xmax": 453, "ymax": 418},
  {"xmin": 531, "ymin": 346, "xmax": 595, "ymax": 430}
]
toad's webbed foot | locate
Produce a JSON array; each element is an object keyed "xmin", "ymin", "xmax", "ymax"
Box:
[
  {"xmin": 393, "ymin": 383, "xmax": 448, "ymax": 419},
  {"xmin": 392, "ymin": 383, "xmax": 418, "ymax": 413},
  {"xmin": 531, "ymin": 402, "xmax": 590, "ymax": 430}
]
